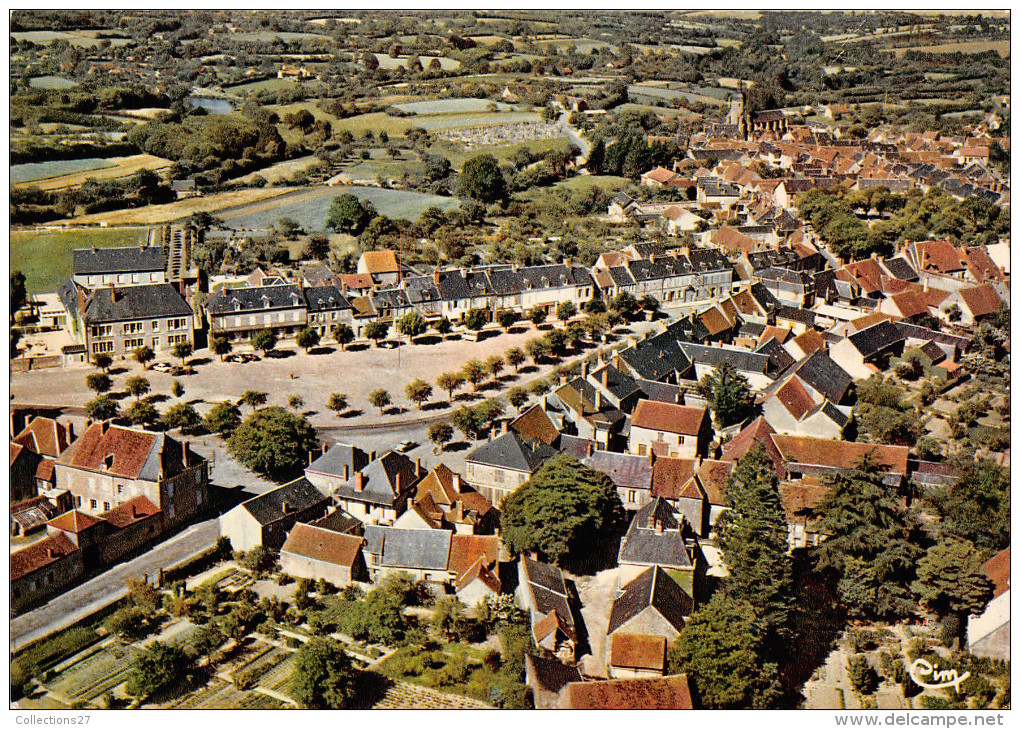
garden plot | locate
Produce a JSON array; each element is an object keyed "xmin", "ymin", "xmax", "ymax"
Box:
[
  {"xmin": 258, "ymin": 653, "xmax": 298, "ymax": 693},
  {"xmin": 232, "ymin": 645, "xmax": 291, "ymax": 688},
  {"xmin": 371, "ymin": 680, "xmax": 494, "ymax": 709},
  {"xmin": 46, "ymin": 643, "xmax": 137, "ymax": 704},
  {"xmin": 171, "ymin": 679, "xmax": 252, "ymax": 709}
]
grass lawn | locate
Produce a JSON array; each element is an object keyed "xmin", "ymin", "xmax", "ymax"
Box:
[
  {"xmin": 887, "ymin": 40, "xmax": 1009, "ymax": 57},
  {"xmin": 12, "ymin": 227, "xmax": 148, "ymax": 295},
  {"xmin": 234, "ymin": 156, "xmax": 324, "ymax": 185},
  {"xmin": 15, "ymin": 154, "xmax": 174, "ymax": 191},
  {"xmin": 432, "ymin": 136, "xmax": 573, "ymax": 169},
  {"xmin": 337, "ymin": 158, "xmax": 425, "ymax": 181},
  {"xmin": 61, "ymin": 187, "xmax": 299, "ymax": 227},
  {"xmin": 330, "ymin": 112, "xmax": 415, "ymax": 138},
  {"xmin": 377, "ymin": 643, "xmax": 499, "ymax": 703}
]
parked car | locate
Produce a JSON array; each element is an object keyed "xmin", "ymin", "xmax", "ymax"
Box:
[
  {"xmin": 396, "ymin": 440, "xmax": 417, "ymax": 452},
  {"xmin": 151, "ymin": 362, "xmax": 173, "ymax": 373},
  {"xmin": 225, "ymin": 353, "xmax": 259, "ymax": 363}
]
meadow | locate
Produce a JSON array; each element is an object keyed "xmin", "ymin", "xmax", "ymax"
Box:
[
  {"xmin": 11, "ymin": 30, "xmax": 130, "ymax": 47},
  {"xmin": 28, "ymin": 75, "xmax": 78, "ymax": 89},
  {"xmin": 61, "ymin": 187, "xmax": 297, "ymax": 227},
  {"xmin": 887, "ymin": 40, "xmax": 1010, "ymax": 57},
  {"xmin": 371, "ymin": 53, "xmax": 461, "ymax": 70},
  {"xmin": 218, "ymin": 185, "xmax": 460, "ymax": 230},
  {"xmin": 12, "ymin": 158, "xmax": 115, "ymax": 185},
  {"xmin": 414, "ymin": 112, "xmax": 540, "ymax": 131},
  {"xmin": 14, "ymin": 155, "xmax": 174, "ymax": 191},
  {"xmin": 12, "ymin": 227, "xmax": 147, "ymax": 294},
  {"xmin": 392, "ymin": 98, "xmax": 517, "ymax": 115}
]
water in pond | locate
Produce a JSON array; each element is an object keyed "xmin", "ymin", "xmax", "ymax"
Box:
[{"xmin": 188, "ymin": 97, "xmax": 235, "ymax": 115}]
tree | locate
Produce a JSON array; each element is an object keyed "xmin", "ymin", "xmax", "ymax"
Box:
[
  {"xmin": 295, "ymin": 327, "xmax": 320, "ymax": 353},
  {"xmin": 332, "ymin": 323, "xmax": 355, "ymax": 350},
  {"xmin": 326, "ymin": 193, "xmax": 374, "ymax": 234},
  {"xmin": 252, "ymin": 329, "xmax": 277, "ymax": 357},
  {"xmin": 127, "ymin": 400, "xmax": 159, "ymax": 426},
  {"xmin": 452, "ymin": 405, "xmax": 485, "ymax": 441},
  {"xmin": 698, "ymin": 362, "xmax": 754, "ymax": 427},
  {"xmin": 290, "ymin": 637, "xmax": 358, "ymax": 709},
  {"xmin": 126, "ymin": 642, "xmax": 193, "ymax": 699},
  {"xmin": 227, "ymin": 407, "xmax": 319, "ymax": 482},
  {"xmin": 171, "ymin": 379, "xmax": 185, "ymax": 399},
  {"xmin": 172, "ymin": 341, "xmax": 194, "ymax": 367},
  {"xmin": 507, "ymin": 386, "xmax": 528, "ymax": 413},
  {"xmin": 462, "ymin": 359, "xmax": 487, "ymax": 392},
  {"xmin": 163, "ymin": 403, "xmax": 203, "ymax": 434},
  {"xmin": 610, "ymin": 292, "xmax": 638, "ymax": 318},
  {"xmin": 556, "ymin": 301, "xmax": 576, "ymax": 321},
  {"xmin": 397, "ymin": 311, "xmax": 428, "ymax": 342},
  {"xmin": 500, "ymin": 454, "xmax": 625, "ymax": 569},
  {"xmin": 364, "ymin": 320, "xmax": 390, "ymax": 347},
  {"xmin": 715, "ymin": 444, "xmax": 793, "ymax": 633},
  {"xmin": 815, "ymin": 463, "xmax": 923, "ymax": 620},
  {"xmin": 306, "ymin": 235, "xmax": 330, "ymax": 260},
  {"xmin": 529, "ymin": 379, "xmax": 551, "ymax": 397},
  {"xmin": 276, "ymin": 216, "xmax": 301, "ymax": 239},
  {"xmin": 437, "ymin": 372, "xmax": 464, "ymax": 402},
  {"xmin": 497, "ymin": 309, "xmax": 520, "ymax": 332},
  {"xmin": 205, "ymin": 400, "xmax": 242, "ymax": 434},
  {"xmin": 406, "ymin": 379, "xmax": 433, "ymax": 410},
  {"xmin": 368, "ymin": 389, "xmax": 391, "ymax": 414},
  {"xmin": 134, "ymin": 345, "xmax": 155, "ymax": 370},
  {"xmin": 927, "ymin": 457, "xmax": 1010, "ymax": 553},
  {"xmin": 211, "ymin": 336, "xmax": 232, "ymax": 361},
  {"xmin": 668, "ymin": 593, "xmax": 782, "ymax": 709},
  {"xmin": 847, "ymin": 654, "xmax": 879, "ymax": 695},
  {"xmin": 457, "ymin": 153, "xmax": 507, "ymax": 204},
  {"xmin": 240, "ymin": 390, "xmax": 268, "ymax": 413},
  {"xmin": 526, "ymin": 306, "xmax": 547, "ymax": 327},
  {"xmin": 93, "ymin": 353, "xmax": 113, "ymax": 372},
  {"xmin": 327, "ymin": 392, "xmax": 348, "ymax": 417},
  {"xmin": 10, "ymin": 270, "xmax": 27, "ymax": 316},
  {"xmin": 485, "ymin": 354, "xmax": 505, "ymax": 382},
  {"xmin": 463, "ymin": 309, "xmax": 487, "ymax": 332},
  {"xmin": 911, "ymin": 538, "xmax": 994, "ymax": 622},
  {"xmin": 85, "ymin": 372, "xmax": 113, "ymax": 394},
  {"xmin": 525, "ymin": 337, "xmax": 550, "ymax": 364},
  {"xmin": 640, "ymin": 294, "xmax": 660, "ymax": 315},
  {"xmin": 125, "ymin": 375, "xmax": 150, "ymax": 400},
  {"xmin": 288, "ymin": 395, "xmax": 305, "ymax": 411},
  {"xmin": 506, "ymin": 347, "xmax": 526, "ymax": 373},
  {"xmin": 427, "ymin": 421, "xmax": 454, "ymax": 453},
  {"xmin": 85, "ymin": 394, "xmax": 119, "ymax": 421},
  {"xmin": 433, "ymin": 317, "xmax": 453, "ymax": 335}
]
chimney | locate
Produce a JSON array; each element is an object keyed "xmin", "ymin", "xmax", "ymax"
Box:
[
  {"xmin": 586, "ymin": 440, "xmax": 594, "ymax": 457},
  {"xmin": 581, "ymin": 360, "xmax": 589, "ymax": 379},
  {"xmin": 396, "ymin": 472, "xmax": 403, "ymax": 492},
  {"xmin": 132, "ymin": 503, "xmax": 139, "ymax": 519},
  {"xmin": 594, "ymin": 388, "xmax": 603, "ymax": 412},
  {"xmin": 68, "ymin": 422, "xmax": 75, "ymax": 441},
  {"xmin": 563, "ymin": 257, "xmax": 572, "ymax": 269},
  {"xmin": 407, "ymin": 496, "xmax": 414, "ymax": 509},
  {"xmin": 91, "ymin": 244, "xmax": 97, "ymax": 253},
  {"xmin": 452, "ymin": 473, "xmax": 462, "ymax": 493},
  {"xmin": 601, "ymin": 367, "xmax": 609, "ymax": 386},
  {"xmin": 433, "ymin": 270, "xmax": 441, "ymax": 285},
  {"xmin": 308, "ymin": 451, "xmax": 314, "ymax": 466},
  {"xmin": 455, "ymin": 501, "xmax": 464, "ymax": 521},
  {"xmin": 110, "ymin": 287, "xmax": 120, "ymax": 303},
  {"xmin": 415, "ymin": 458, "xmax": 422, "ymax": 477},
  {"xmin": 343, "ymin": 464, "xmax": 350, "ymax": 481},
  {"xmin": 655, "ymin": 518, "xmax": 663, "ymax": 534},
  {"xmin": 369, "ymin": 450, "xmax": 376, "ymax": 462},
  {"xmin": 541, "ymin": 394, "xmax": 549, "ymax": 411},
  {"xmin": 502, "ymin": 420, "xmax": 509, "ymax": 434},
  {"xmin": 354, "ymin": 472, "xmax": 365, "ymax": 492}
]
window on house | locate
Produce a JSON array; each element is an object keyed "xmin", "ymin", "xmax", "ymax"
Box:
[
  {"xmin": 75, "ymin": 496, "xmax": 82, "ymax": 507},
  {"xmin": 628, "ymin": 490, "xmax": 636, "ymax": 503},
  {"xmin": 90, "ymin": 499, "xmax": 97, "ymax": 509},
  {"xmin": 103, "ymin": 502, "xmax": 110, "ymax": 511},
  {"xmin": 91, "ymin": 341, "xmax": 114, "ymax": 354}
]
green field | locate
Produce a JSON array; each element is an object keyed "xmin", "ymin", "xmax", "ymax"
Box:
[
  {"xmin": 414, "ymin": 112, "xmax": 540, "ymax": 131},
  {"xmin": 432, "ymin": 135, "xmax": 572, "ymax": 169},
  {"xmin": 12, "ymin": 158, "xmax": 115, "ymax": 184},
  {"xmin": 11, "ymin": 30, "xmax": 130, "ymax": 47},
  {"xmin": 330, "ymin": 112, "xmax": 415, "ymax": 138},
  {"xmin": 29, "ymin": 75, "xmax": 79, "ymax": 89},
  {"xmin": 12, "ymin": 228, "xmax": 148, "ymax": 295},
  {"xmin": 392, "ymin": 99, "xmax": 517, "ymax": 115},
  {"xmin": 219, "ymin": 186, "xmax": 459, "ymax": 230}
]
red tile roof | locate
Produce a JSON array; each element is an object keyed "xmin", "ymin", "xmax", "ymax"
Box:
[
  {"xmin": 280, "ymin": 522, "xmax": 364, "ymax": 568},
  {"xmin": 771, "ymin": 434, "xmax": 909, "ymax": 475},
  {"xmin": 915, "ymin": 239, "xmax": 966, "ymax": 274},
  {"xmin": 843, "ymin": 259, "xmax": 885, "ymax": 295},
  {"xmin": 100, "ymin": 496, "xmax": 160, "ymax": 530},
  {"xmin": 791, "ymin": 329, "xmax": 825, "ymax": 356},
  {"xmin": 359, "ymin": 249, "xmax": 400, "ymax": 274},
  {"xmin": 775, "ymin": 377, "xmax": 816, "ymax": 420},
  {"xmin": 632, "ymin": 400, "xmax": 707, "ymax": 437},
  {"xmin": 650, "ymin": 458, "xmax": 697, "ymax": 500},
  {"xmin": 981, "ymin": 547, "xmax": 1010, "ymax": 599},
  {"xmin": 11, "ymin": 533, "xmax": 79, "ymax": 581},
  {"xmin": 511, "ymin": 404, "xmax": 561, "ymax": 446},
  {"xmin": 14, "ymin": 417, "xmax": 70, "ymax": 458},
  {"xmin": 455, "ymin": 557, "xmax": 502, "ymax": 593},
  {"xmin": 448, "ymin": 534, "xmax": 499, "ymax": 578},
  {"xmin": 56, "ymin": 424, "xmax": 157, "ymax": 480},
  {"xmin": 712, "ymin": 226, "xmax": 757, "ymax": 255},
  {"xmin": 48, "ymin": 509, "xmax": 104, "ymax": 534},
  {"xmin": 720, "ymin": 416, "xmax": 786, "ymax": 479},
  {"xmin": 610, "ymin": 633, "xmax": 667, "ymax": 672},
  {"xmin": 959, "ymin": 284, "xmax": 1002, "ymax": 318},
  {"xmin": 699, "ymin": 306, "xmax": 733, "ymax": 336},
  {"xmin": 562, "ymin": 674, "xmax": 694, "ymax": 710}
]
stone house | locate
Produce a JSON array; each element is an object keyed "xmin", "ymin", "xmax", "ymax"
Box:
[
  {"xmin": 628, "ymin": 400, "xmax": 711, "ymax": 460},
  {"xmin": 279, "ymin": 522, "xmax": 368, "ymax": 586},
  {"xmin": 219, "ymin": 478, "xmax": 329, "ymax": 552}
]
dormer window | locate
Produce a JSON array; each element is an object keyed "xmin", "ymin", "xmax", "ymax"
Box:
[
  {"xmin": 103, "ymin": 454, "xmax": 115, "ymax": 470},
  {"xmin": 260, "ymin": 295, "xmax": 270, "ymax": 307}
]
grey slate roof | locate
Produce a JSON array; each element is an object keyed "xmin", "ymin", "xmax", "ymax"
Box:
[
  {"xmin": 881, "ymin": 256, "xmax": 919, "ymax": 281},
  {"xmin": 581, "ymin": 451, "xmax": 653, "ymax": 491},
  {"xmin": 619, "ymin": 334, "xmax": 692, "ymax": 382},
  {"xmin": 848, "ymin": 320, "xmax": 905, "ymax": 358},
  {"xmin": 304, "ymin": 285, "xmax": 351, "ymax": 312},
  {"xmin": 521, "ymin": 557, "xmax": 573, "ymax": 625},
  {"xmin": 242, "ymin": 478, "xmax": 328, "ymax": 526},
  {"xmin": 334, "ymin": 451, "xmax": 420, "ymax": 506},
  {"xmin": 306, "ymin": 443, "xmax": 370, "ymax": 478},
  {"xmin": 364, "ymin": 526, "xmax": 452, "ymax": 570},
  {"xmin": 465, "ymin": 432, "xmax": 557, "ymax": 473},
  {"xmin": 618, "ymin": 502, "xmax": 696, "ymax": 571},
  {"xmin": 206, "ymin": 284, "xmax": 304, "ymax": 314},
  {"xmin": 607, "ymin": 565, "xmax": 693, "ymax": 635},
  {"xmin": 635, "ymin": 379, "xmax": 685, "ymax": 404},
  {"xmin": 73, "ymin": 246, "xmax": 165, "ymax": 275},
  {"xmin": 792, "ymin": 350, "xmax": 854, "ymax": 403},
  {"xmin": 83, "ymin": 284, "xmax": 192, "ymax": 323},
  {"xmin": 680, "ymin": 342, "xmax": 775, "ymax": 376},
  {"xmin": 755, "ymin": 337, "xmax": 796, "ymax": 372}
]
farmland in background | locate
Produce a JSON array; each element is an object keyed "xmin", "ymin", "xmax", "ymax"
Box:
[
  {"xmin": 219, "ymin": 185, "xmax": 460, "ymax": 230},
  {"xmin": 392, "ymin": 98, "xmax": 518, "ymax": 114},
  {"xmin": 12, "ymin": 158, "xmax": 115, "ymax": 185},
  {"xmin": 61, "ymin": 187, "xmax": 298, "ymax": 227},
  {"xmin": 28, "ymin": 75, "xmax": 78, "ymax": 89},
  {"xmin": 12, "ymin": 227, "xmax": 147, "ymax": 294},
  {"xmin": 13, "ymin": 155, "xmax": 174, "ymax": 191}
]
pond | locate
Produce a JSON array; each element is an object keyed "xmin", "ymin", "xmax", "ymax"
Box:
[{"xmin": 188, "ymin": 96, "xmax": 235, "ymax": 115}]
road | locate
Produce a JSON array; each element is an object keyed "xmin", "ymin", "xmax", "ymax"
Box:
[
  {"xmin": 557, "ymin": 107, "xmax": 590, "ymax": 164},
  {"xmin": 10, "ymin": 518, "xmax": 220, "ymax": 652}
]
